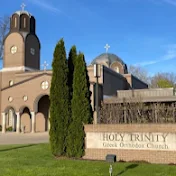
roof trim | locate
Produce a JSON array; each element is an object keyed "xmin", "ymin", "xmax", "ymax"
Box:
[
  {"xmin": 14, "ymin": 10, "xmax": 32, "ymax": 17},
  {"xmin": 104, "ymin": 96, "xmax": 176, "ymax": 104}
]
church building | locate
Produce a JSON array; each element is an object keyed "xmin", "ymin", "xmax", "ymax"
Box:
[{"xmin": 0, "ymin": 7, "xmax": 148, "ymax": 133}]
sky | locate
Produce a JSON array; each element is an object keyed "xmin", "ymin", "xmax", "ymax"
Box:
[{"xmin": 1, "ymin": 0, "xmax": 176, "ymax": 75}]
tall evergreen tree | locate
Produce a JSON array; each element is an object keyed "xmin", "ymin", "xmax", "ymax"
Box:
[
  {"xmin": 66, "ymin": 52, "xmax": 93, "ymax": 157},
  {"xmin": 68, "ymin": 45, "xmax": 77, "ymax": 100},
  {"xmin": 49, "ymin": 38, "xmax": 70, "ymax": 156}
]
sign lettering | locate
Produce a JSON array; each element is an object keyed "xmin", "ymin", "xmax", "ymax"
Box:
[{"xmin": 86, "ymin": 132, "xmax": 176, "ymax": 151}]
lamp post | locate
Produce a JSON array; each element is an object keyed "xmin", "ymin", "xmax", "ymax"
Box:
[
  {"xmin": 94, "ymin": 64, "xmax": 101, "ymax": 124},
  {"xmin": 109, "ymin": 165, "xmax": 113, "ymax": 176}
]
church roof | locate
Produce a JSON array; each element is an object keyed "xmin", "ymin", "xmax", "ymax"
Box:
[
  {"xmin": 91, "ymin": 53, "xmax": 126, "ymax": 66},
  {"xmin": 14, "ymin": 10, "xmax": 32, "ymax": 17}
]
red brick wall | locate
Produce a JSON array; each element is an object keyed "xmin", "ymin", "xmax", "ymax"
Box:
[{"xmin": 84, "ymin": 124, "xmax": 176, "ymax": 164}]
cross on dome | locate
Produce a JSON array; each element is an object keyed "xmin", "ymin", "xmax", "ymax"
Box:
[
  {"xmin": 42, "ymin": 61, "xmax": 49, "ymax": 71},
  {"xmin": 104, "ymin": 44, "xmax": 110, "ymax": 53},
  {"xmin": 21, "ymin": 3, "xmax": 26, "ymax": 11}
]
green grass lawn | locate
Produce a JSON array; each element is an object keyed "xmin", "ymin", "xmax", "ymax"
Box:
[{"xmin": 0, "ymin": 144, "xmax": 175, "ymax": 176}]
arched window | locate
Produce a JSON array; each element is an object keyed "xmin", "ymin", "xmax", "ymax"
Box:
[
  {"xmin": 14, "ymin": 17, "xmax": 17, "ymax": 28},
  {"xmin": 20, "ymin": 14, "xmax": 29, "ymax": 30},
  {"xmin": 11, "ymin": 15, "xmax": 18, "ymax": 29},
  {"xmin": 24, "ymin": 18, "xmax": 26, "ymax": 28}
]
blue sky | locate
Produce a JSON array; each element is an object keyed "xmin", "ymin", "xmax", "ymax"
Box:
[{"xmin": 1, "ymin": 0, "xmax": 176, "ymax": 75}]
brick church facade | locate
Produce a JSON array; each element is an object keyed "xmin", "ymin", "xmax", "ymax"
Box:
[{"xmin": 0, "ymin": 8, "xmax": 149, "ymax": 133}]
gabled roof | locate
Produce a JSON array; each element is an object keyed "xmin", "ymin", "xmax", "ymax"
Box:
[{"xmin": 2, "ymin": 72, "xmax": 51, "ymax": 91}]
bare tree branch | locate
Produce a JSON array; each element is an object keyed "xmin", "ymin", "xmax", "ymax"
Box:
[
  {"xmin": 151, "ymin": 72, "xmax": 176, "ymax": 88},
  {"xmin": 100, "ymin": 100, "xmax": 176, "ymax": 124},
  {"xmin": 128, "ymin": 65, "xmax": 176, "ymax": 88},
  {"xmin": 128, "ymin": 65, "xmax": 150, "ymax": 84},
  {"xmin": 0, "ymin": 15, "xmax": 10, "ymax": 59}
]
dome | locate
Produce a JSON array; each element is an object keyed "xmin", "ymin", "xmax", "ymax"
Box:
[
  {"xmin": 91, "ymin": 53, "xmax": 126, "ymax": 66},
  {"xmin": 14, "ymin": 10, "xmax": 32, "ymax": 17}
]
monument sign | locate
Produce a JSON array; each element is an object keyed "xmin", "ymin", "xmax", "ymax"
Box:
[
  {"xmin": 86, "ymin": 132, "xmax": 176, "ymax": 151},
  {"xmin": 84, "ymin": 124, "xmax": 176, "ymax": 164}
]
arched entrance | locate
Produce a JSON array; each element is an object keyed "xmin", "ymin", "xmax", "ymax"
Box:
[
  {"xmin": 4, "ymin": 107, "xmax": 16, "ymax": 132},
  {"xmin": 20, "ymin": 107, "xmax": 31, "ymax": 133},
  {"xmin": 35, "ymin": 95, "xmax": 50, "ymax": 132}
]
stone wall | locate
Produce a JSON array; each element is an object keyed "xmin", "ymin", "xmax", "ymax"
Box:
[
  {"xmin": 84, "ymin": 124, "xmax": 176, "ymax": 164},
  {"xmin": 117, "ymin": 88, "xmax": 174, "ymax": 98}
]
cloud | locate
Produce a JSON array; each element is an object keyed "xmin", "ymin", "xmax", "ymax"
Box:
[
  {"xmin": 27, "ymin": 0, "xmax": 62, "ymax": 14},
  {"xmin": 162, "ymin": 0, "xmax": 176, "ymax": 6},
  {"xmin": 149, "ymin": 0, "xmax": 176, "ymax": 6},
  {"xmin": 135, "ymin": 44, "xmax": 176, "ymax": 66}
]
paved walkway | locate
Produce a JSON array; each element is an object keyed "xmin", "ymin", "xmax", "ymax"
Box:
[{"xmin": 0, "ymin": 132, "xmax": 49, "ymax": 145}]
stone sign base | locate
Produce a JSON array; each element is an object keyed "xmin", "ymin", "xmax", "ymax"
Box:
[{"xmin": 84, "ymin": 124, "xmax": 176, "ymax": 164}]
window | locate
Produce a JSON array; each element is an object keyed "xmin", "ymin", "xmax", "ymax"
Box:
[
  {"xmin": 23, "ymin": 95, "xmax": 28, "ymax": 102},
  {"xmin": 41, "ymin": 81, "xmax": 49, "ymax": 90},
  {"xmin": 115, "ymin": 67, "xmax": 119, "ymax": 73},
  {"xmin": 9, "ymin": 80, "xmax": 14, "ymax": 86},
  {"xmin": 8, "ymin": 96, "xmax": 13, "ymax": 102},
  {"xmin": 24, "ymin": 18, "xmax": 26, "ymax": 28},
  {"xmin": 14, "ymin": 17, "xmax": 17, "ymax": 28}
]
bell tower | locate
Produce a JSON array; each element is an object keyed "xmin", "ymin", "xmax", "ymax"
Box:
[{"xmin": 3, "ymin": 4, "xmax": 40, "ymax": 71}]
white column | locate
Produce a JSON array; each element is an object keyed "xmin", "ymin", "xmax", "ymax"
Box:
[
  {"xmin": 31, "ymin": 112, "xmax": 35, "ymax": 133},
  {"xmin": 2, "ymin": 113, "xmax": 6, "ymax": 133},
  {"xmin": 16, "ymin": 112, "xmax": 20, "ymax": 133}
]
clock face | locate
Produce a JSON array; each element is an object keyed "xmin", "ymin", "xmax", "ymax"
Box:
[
  {"xmin": 30, "ymin": 48, "xmax": 35, "ymax": 55},
  {"xmin": 11, "ymin": 46, "xmax": 18, "ymax": 54}
]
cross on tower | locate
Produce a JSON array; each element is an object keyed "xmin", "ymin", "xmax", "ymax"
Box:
[
  {"xmin": 104, "ymin": 44, "xmax": 110, "ymax": 53},
  {"xmin": 21, "ymin": 3, "xmax": 26, "ymax": 11},
  {"xmin": 42, "ymin": 61, "xmax": 49, "ymax": 71}
]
